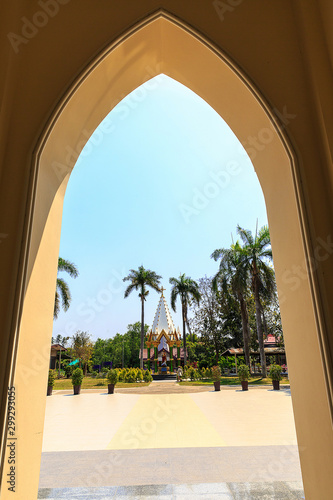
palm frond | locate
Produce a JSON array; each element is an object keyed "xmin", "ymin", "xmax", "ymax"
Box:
[
  {"xmin": 122, "ymin": 269, "xmax": 137, "ymax": 282},
  {"xmin": 54, "ymin": 257, "xmax": 79, "ymax": 319},
  {"xmin": 211, "ymin": 249, "xmax": 224, "ymax": 261},
  {"xmin": 58, "ymin": 258, "xmax": 79, "ymax": 278},
  {"xmin": 56, "ymin": 278, "xmax": 71, "ymax": 312},
  {"xmin": 169, "ymin": 276, "xmax": 180, "ymax": 287},
  {"xmin": 170, "ymin": 287, "xmax": 178, "ymax": 312},
  {"xmin": 237, "ymin": 225, "xmax": 254, "ymax": 246},
  {"xmin": 124, "ymin": 283, "xmax": 137, "ymax": 298}
]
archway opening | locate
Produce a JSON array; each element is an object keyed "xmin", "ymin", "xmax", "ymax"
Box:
[{"xmin": 38, "ymin": 74, "xmax": 302, "ymax": 497}]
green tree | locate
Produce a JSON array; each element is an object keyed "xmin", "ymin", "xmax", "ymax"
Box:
[
  {"xmin": 188, "ymin": 339, "xmax": 216, "ymax": 369},
  {"xmin": 211, "ymin": 241, "xmax": 251, "ymax": 368},
  {"xmin": 125, "ymin": 322, "xmax": 148, "ymax": 367},
  {"xmin": 169, "ymin": 273, "xmax": 201, "ymax": 366},
  {"xmin": 111, "ymin": 334, "xmax": 128, "ymax": 368},
  {"xmin": 108, "ymin": 323, "xmax": 148, "ymax": 368},
  {"xmin": 219, "ymin": 284, "xmax": 244, "ymax": 349},
  {"xmin": 260, "ymin": 290, "xmax": 284, "ymax": 346},
  {"xmin": 70, "ymin": 331, "xmax": 93, "ymax": 375},
  {"xmin": 123, "ymin": 266, "xmax": 162, "ymax": 369},
  {"xmin": 237, "ymin": 224, "xmax": 275, "ymax": 377},
  {"xmin": 189, "ymin": 277, "xmax": 227, "ymax": 364},
  {"xmin": 92, "ymin": 338, "xmax": 114, "ymax": 368},
  {"xmin": 54, "ymin": 258, "xmax": 79, "ymax": 319}
]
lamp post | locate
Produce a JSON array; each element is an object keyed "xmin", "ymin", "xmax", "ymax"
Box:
[{"xmin": 122, "ymin": 339, "xmax": 124, "ymax": 368}]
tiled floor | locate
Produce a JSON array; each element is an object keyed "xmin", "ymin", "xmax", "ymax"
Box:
[
  {"xmin": 39, "ymin": 387, "xmax": 305, "ymax": 499},
  {"xmin": 42, "ymin": 389, "xmax": 299, "ymax": 452},
  {"xmin": 39, "ymin": 446, "xmax": 302, "ymax": 488}
]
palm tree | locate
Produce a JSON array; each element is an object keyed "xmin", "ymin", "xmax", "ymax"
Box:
[
  {"xmin": 123, "ymin": 266, "xmax": 162, "ymax": 369},
  {"xmin": 169, "ymin": 274, "xmax": 201, "ymax": 366},
  {"xmin": 237, "ymin": 224, "xmax": 274, "ymax": 377},
  {"xmin": 211, "ymin": 241, "xmax": 251, "ymax": 369},
  {"xmin": 54, "ymin": 258, "xmax": 79, "ymax": 319}
]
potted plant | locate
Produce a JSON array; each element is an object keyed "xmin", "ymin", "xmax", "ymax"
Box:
[
  {"xmin": 238, "ymin": 364, "xmax": 250, "ymax": 391},
  {"xmin": 47, "ymin": 369, "xmax": 55, "ymax": 396},
  {"xmin": 270, "ymin": 363, "xmax": 282, "ymax": 390},
  {"xmin": 64, "ymin": 364, "xmax": 73, "ymax": 379},
  {"xmin": 212, "ymin": 365, "xmax": 221, "ymax": 391},
  {"xmin": 107, "ymin": 368, "xmax": 118, "ymax": 394},
  {"xmin": 71, "ymin": 367, "xmax": 83, "ymax": 395}
]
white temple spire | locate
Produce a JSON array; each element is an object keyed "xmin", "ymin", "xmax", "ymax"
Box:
[{"xmin": 151, "ymin": 290, "xmax": 175, "ymax": 334}]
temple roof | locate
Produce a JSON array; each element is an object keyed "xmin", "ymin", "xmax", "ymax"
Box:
[
  {"xmin": 145, "ymin": 289, "xmax": 180, "ymax": 345},
  {"xmin": 152, "ymin": 290, "xmax": 175, "ymax": 334},
  {"xmin": 158, "ymin": 335, "xmax": 170, "ymax": 352}
]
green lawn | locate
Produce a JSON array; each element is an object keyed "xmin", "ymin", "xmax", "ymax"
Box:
[
  {"xmin": 53, "ymin": 377, "xmax": 150, "ymax": 390},
  {"xmin": 179, "ymin": 376, "xmax": 290, "ymax": 386}
]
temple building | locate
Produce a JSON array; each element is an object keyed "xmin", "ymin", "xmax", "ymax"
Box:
[{"xmin": 141, "ymin": 289, "xmax": 185, "ymax": 373}]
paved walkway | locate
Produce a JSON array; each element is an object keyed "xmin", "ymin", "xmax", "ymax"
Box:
[{"xmin": 38, "ymin": 384, "xmax": 304, "ymax": 499}]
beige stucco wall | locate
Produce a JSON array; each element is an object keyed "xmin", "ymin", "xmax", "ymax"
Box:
[{"xmin": 0, "ymin": 1, "xmax": 332, "ymax": 499}]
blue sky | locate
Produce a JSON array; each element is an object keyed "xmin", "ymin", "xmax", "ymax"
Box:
[{"xmin": 53, "ymin": 75, "xmax": 268, "ymax": 341}]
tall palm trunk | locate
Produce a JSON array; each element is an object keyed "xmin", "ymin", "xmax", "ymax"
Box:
[
  {"xmin": 261, "ymin": 304, "xmax": 268, "ymax": 336},
  {"xmin": 182, "ymin": 302, "xmax": 187, "ymax": 366},
  {"xmin": 254, "ymin": 275, "xmax": 267, "ymax": 377},
  {"xmin": 185, "ymin": 310, "xmax": 192, "ymax": 362},
  {"xmin": 185, "ymin": 314, "xmax": 192, "ymax": 342},
  {"xmin": 140, "ymin": 296, "xmax": 144, "ymax": 369},
  {"xmin": 238, "ymin": 291, "xmax": 251, "ymax": 369}
]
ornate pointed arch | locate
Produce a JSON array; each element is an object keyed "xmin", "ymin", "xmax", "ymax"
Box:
[{"xmin": 9, "ymin": 9, "xmax": 332, "ymax": 498}]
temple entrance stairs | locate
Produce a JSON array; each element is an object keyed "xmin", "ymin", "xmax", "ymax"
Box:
[{"xmin": 152, "ymin": 373, "xmax": 177, "ymax": 381}]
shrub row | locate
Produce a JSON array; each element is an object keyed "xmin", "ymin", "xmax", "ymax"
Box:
[
  {"xmin": 182, "ymin": 366, "xmax": 213, "ymax": 381},
  {"xmin": 115, "ymin": 367, "xmax": 153, "ymax": 383}
]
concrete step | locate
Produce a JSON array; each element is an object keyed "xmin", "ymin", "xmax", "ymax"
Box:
[{"xmin": 152, "ymin": 374, "xmax": 177, "ymax": 381}]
